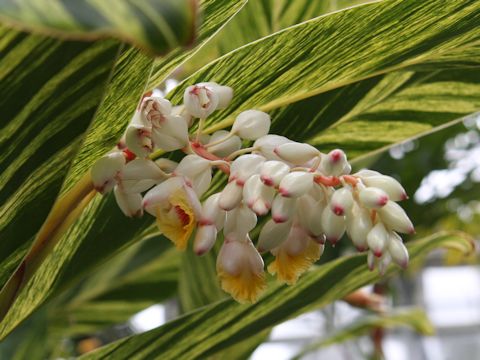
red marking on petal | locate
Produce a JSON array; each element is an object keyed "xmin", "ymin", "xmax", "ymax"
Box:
[
  {"xmin": 198, "ymin": 219, "xmax": 214, "ymax": 226},
  {"xmin": 330, "ymin": 150, "xmax": 342, "ymax": 162},
  {"xmin": 333, "ymin": 205, "xmax": 344, "ymax": 216},
  {"xmin": 356, "ymin": 246, "xmax": 367, "ymax": 252},
  {"xmin": 261, "ymin": 176, "xmax": 274, "ymax": 186},
  {"xmin": 278, "ymin": 188, "xmax": 290, "ymax": 197},
  {"xmin": 236, "ymin": 179, "xmax": 245, "ymax": 186},
  {"xmin": 123, "ymin": 149, "xmax": 136, "ymax": 161},
  {"xmin": 401, "ymin": 192, "xmax": 409, "ymax": 201},
  {"xmin": 373, "ymin": 250, "xmax": 383, "ymax": 257},
  {"xmin": 175, "ymin": 205, "xmax": 191, "ymax": 226},
  {"xmin": 273, "ymin": 215, "xmax": 287, "ymax": 223},
  {"xmin": 377, "ymin": 196, "xmax": 388, "ymax": 206},
  {"xmin": 409, "ymin": 227, "xmax": 416, "ymax": 235}
]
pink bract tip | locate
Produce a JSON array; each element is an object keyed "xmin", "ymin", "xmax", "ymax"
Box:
[
  {"xmin": 330, "ymin": 150, "xmax": 342, "ymax": 162},
  {"xmin": 356, "ymin": 246, "xmax": 367, "ymax": 252},
  {"xmin": 272, "ymin": 215, "xmax": 287, "ymax": 223},
  {"xmin": 401, "ymin": 192, "xmax": 409, "ymax": 201},
  {"xmin": 378, "ymin": 196, "xmax": 389, "ymax": 206},
  {"xmin": 278, "ymin": 188, "xmax": 290, "ymax": 197},
  {"xmin": 333, "ymin": 205, "xmax": 344, "ymax": 216},
  {"xmin": 261, "ymin": 176, "xmax": 274, "ymax": 186},
  {"xmin": 373, "ymin": 250, "xmax": 383, "ymax": 258}
]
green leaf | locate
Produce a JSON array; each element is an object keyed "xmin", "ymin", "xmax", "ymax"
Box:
[
  {"xmin": 0, "ymin": 0, "xmax": 199, "ymax": 56},
  {"xmin": 79, "ymin": 232, "xmax": 473, "ymax": 360},
  {"xmin": 167, "ymin": 0, "xmax": 480, "ymax": 159},
  {"xmin": 0, "ymin": 0, "xmax": 244, "ymax": 338},
  {"xmin": 292, "ymin": 308, "xmax": 434, "ymax": 360}
]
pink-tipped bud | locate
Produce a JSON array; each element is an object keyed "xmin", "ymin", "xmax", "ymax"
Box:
[
  {"xmin": 224, "ymin": 203, "xmax": 257, "ymax": 236},
  {"xmin": 358, "ymin": 187, "xmax": 389, "ymax": 209},
  {"xmin": 366, "ymin": 222, "xmax": 389, "ymax": 257},
  {"xmin": 319, "ymin": 149, "xmax": 349, "ymax": 176},
  {"xmin": 260, "ymin": 160, "xmax": 290, "ymax": 187},
  {"xmin": 197, "ymin": 82, "xmax": 233, "ymax": 109},
  {"xmin": 367, "ymin": 251, "xmax": 376, "ymax": 271},
  {"xmin": 199, "ymin": 193, "xmax": 226, "ymax": 230},
  {"xmin": 243, "ymin": 175, "xmax": 275, "ymax": 216},
  {"xmin": 232, "ymin": 110, "xmax": 271, "ymax": 140},
  {"xmin": 253, "ymin": 135, "xmax": 291, "ymax": 161},
  {"xmin": 387, "ymin": 232, "xmax": 409, "ymax": 269},
  {"xmin": 257, "ymin": 219, "xmax": 291, "ymax": 252},
  {"xmin": 175, "ymin": 155, "xmax": 212, "ymax": 196},
  {"xmin": 125, "ymin": 124, "xmax": 152, "ymax": 158},
  {"xmin": 151, "ymin": 115, "xmax": 189, "ymax": 152},
  {"xmin": 278, "ymin": 172, "xmax": 314, "ymax": 198},
  {"xmin": 91, "ymin": 152, "xmax": 126, "ymax": 194},
  {"xmin": 120, "ymin": 158, "xmax": 166, "ymax": 193},
  {"xmin": 194, "ymin": 224, "xmax": 217, "ymax": 255},
  {"xmin": 321, "ymin": 206, "xmax": 346, "ymax": 245},
  {"xmin": 113, "ymin": 186, "xmax": 143, "ymax": 217},
  {"xmin": 229, "ymin": 154, "xmax": 265, "ymax": 185},
  {"xmin": 208, "ymin": 130, "xmax": 242, "ymax": 158},
  {"xmin": 378, "ymin": 201, "xmax": 414, "ymax": 234},
  {"xmin": 274, "ymin": 142, "xmax": 319, "ymax": 165},
  {"xmin": 346, "ymin": 203, "xmax": 373, "ymax": 251},
  {"xmin": 296, "ymin": 195, "xmax": 324, "ymax": 237},
  {"xmin": 219, "ymin": 181, "xmax": 244, "ymax": 211},
  {"xmin": 378, "ymin": 253, "xmax": 392, "ymax": 276},
  {"xmin": 184, "ymin": 84, "xmax": 219, "ymax": 118},
  {"xmin": 361, "ymin": 175, "xmax": 408, "ymax": 201},
  {"xmin": 330, "ymin": 188, "xmax": 354, "ymax": 216},
  {"xmin": 271, "ymin": 195, "xmax": 297, "ymax": 223}
]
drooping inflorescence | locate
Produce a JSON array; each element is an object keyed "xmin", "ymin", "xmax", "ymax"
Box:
[{"xmin": 91, "ymin": 82, "xmax": 413, "ymax": 303}]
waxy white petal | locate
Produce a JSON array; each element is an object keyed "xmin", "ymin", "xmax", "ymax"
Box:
[
  {"xmin": 232, "ymin": 110, "xmax": 271, "ymax": 140},
  {"xmin": 151, "ymin": 115, "xmax": 189, "ymax": 152},
  {"xmin": 260, "ymin": 160, "xmax": 290, "ymax": 187},
  {"xmin": 184, "ymin": 85, "xmax": 219, "ymax": 118},
  {"xmin": 194, "ymin": 224, "xmax": 217, "ymax": 255},
  {"xmin": 358, "ymin": 187, "xmax": 389, "ymax": 209},
  {"xmin": 378, "ymin": 201, "xmax": 414, "ymax": 234},
  {"xmin": 125, "ymin": 124, "xmax": 152, "ymax": 158},
  {"xmin": 224, "ymin": 204, "xmax": 257, "ymax": 237},
  {"xmin": 278, "ymin": 171, "xmax": 314, "ymax": 198},
  {"xmin": 243, "ymin": 175, "xmax": 275, "ymax": 216},
  {"xmin": 114, "ymin": 186, "xmax": 143, "ymax": 217},
  {"xmin": 199, "ymin": 193, "xmax": 226, "ymax": 230},
  {"xmin": 387, "ymin": 232, "xmax": 409, "ymax": 268},
  {"xmin": 367, "ymin": 222, "xmax": 389, "ymax": 257},
  {"xmin": 198, "ymin": 82, "xmax": 233, "ymax": 109},
  {"xmin": 271, "ymin": 195, "xmax": 297, "ymax": 223},
  {"xmin": 91, "ymin": 152, "xmax": 125, "ymax": 194},
  {"xmin": 257, "ymin": 219, "xmax": 292, "ymax": 252},
  {"xmin": 253, "ymin": 135, "xmax": 291, "ymax": 161},
  {"xmin": 229, "ymin": 154, "xmax": 265, "ymax": 185},
  {"xmin": 219, "ymin": 181, "xmax": 244, "ymax": 210},
  {"xmin": 142, "ymin": 177, "xmax": 184, "ymax": 216},
  {"xmin": 274, "ymin": 142, "xmax": 319, "ymax": 165},
  {"xmin": 208, "ymin": 130, "xmax": 242, "ymax": 158},
  {"xmin": 175, "ymin": 154, "xmax": 212, "ymax": 196},
  {"xmin": 346, "ymin": 203, "xmax": 372, "ymax": 251},
  {"xmin": 319, "ymin": 149, "xmax": 349, "ymax": 176},
  {"xmin": 330, "ymin": 187, "xmax": 354, "ymax": 216},
  {"xmin": 362, "ymin": 175, "xmax": 408, "ymax": 201},
  {"xmin": 321, "ymin": 206, "xmax": 345, "ymax": 245}
]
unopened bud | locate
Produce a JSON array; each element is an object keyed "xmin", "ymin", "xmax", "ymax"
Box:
[
  {"xmin": 387, "ymin": 232, "xmax": 409, "ymax": 268},
  {"xmin": 125, "ymin": 124, "xmax": 153, "ymax": 158},
  {"xmin": 366, "ymin": 222, "xmax": 389, "ymax": 257},
  {"xmin": 361, "ymin": 175, "xmax": 408, "ymax": 201},
  {"xmin": 279, "ymin": 171, "xmax": 314, "ymax": 198},
  {"xmin": 199, "ymin": 193, "xmax": 226, "ymax": 230},
  {"xmin": 229, "ymin": 154, "xmax": 265, "ymax": 185},
  {"xmin": 319, "ymin": 149, "xmax": 349, "ymax": 176},
  {"xmin": 184, "ymin": 84, "xmax": 219, "ymax": 118},
  {"xmin": 194, "ymin": 224, "xmax": 217, "ymax": 255},
  {"xmin": 321, "ymin": 206, "xmax": 346, "ymax": 245},
  {"xmin": 232, "ymin": 110, "xmax": 271, "ymax": 140},
  {"xmin": 91, "ymin": 152, "xmax": 125, "ymax": 194},
  {"xmin": 271, "ymin": 195, "xmax": 297, "ymax": 223},
  {"xmin": 219, "ymin": 181, "xmax": 244, "ymax": 210},
  {"xmin": 358, "ymin": 187, "xmax": 389, "ymax": 209},
  {"xmin": 253, "ymin": 135, "xmax": 291, "ymax": 160},
  {"xmin": 114, "ymin": 186, "xmax": 143, "ymax": 217},
  {"xmin": 297, "ymin": 195, "xmax": 324, "ymax": 237},
  {"xmin": 346, "ymin": 203, "xmax": 372, "ymax": 251},
  {"xmin": 378, "ymin": 201, "xmax": 414, "ymax": 234},
  {"xmin": 243, "ymin": 175, "xmax": 275, "ymax": 216},
  {"xmin": 260, "ymin": 160, "xmax": 290, "ymax": 187},
  {"xmin": 224, "ymin": 203, "xmax": 257, "ymax": 236},
  {"xmin": 257, "ymin": 220, "xmax": 291, "ymax": 252},
  {"xmin": 208, "ymin": 130, "xmax": 242, "ymax": 157},
  {"xmin": 274, "ymin": 142, "xmax": 319, "ymax": 165},
  {"xmin": 330, "ymin": 187, "xmax": 354, "ymax": 216}
]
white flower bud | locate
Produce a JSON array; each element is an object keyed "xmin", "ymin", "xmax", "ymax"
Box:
[
  {"xmin": 224, "ymin": 203, "xmax": 257, "ymax": 236},
  {"xmin": 367, "ymin": 251, "xmax": 376, "ymax": 271},
  {"xmin": 151, "ymin": 115, "xmax": 189, "ymax": 152},
  {"xmin": 354, "ymin": 169, "xmax": 381, "ymax": 178},
  {"xmin": 114, "ymin": 186, "xmax": 143, "ymax": 217},
  {"xmin": 172, "ymin": 105, "xmax": 193, "ymax": 127},
  {"xmin": 271, "ymin": 195, "xmax": 297, "ymax": 223},
  {"xmin": 361, "ymin": 175, "xmax": 408, "ymax": 201},
  {"xmin": 229, "ymin": 154, "xmax": 265, "ymax": 185},
  {"xmin": 366, "ymin": 222, "xmax": 389, "ymax": 257},
  {"xmin": 194, "ymin": 224, "xmax": 217, "ymax": 256},
  {"xmin": 257, "ymin": 219, "xmax": 291, "ymax": 252},
  {"xmin": 330, "ymin": 187, "xmax": 354, "ymax": 216},
  {"xmin": 321, "ymin": 206, "xmax": 345, "ymax": 245},
  {"xmin": 175, "ymin": 155, "xmax": 212, "ymax": 196},
  {"xmin": 378, "ymin": 253, "xmax": 392, "ymax": 276},
  {"xmin": 296, "ymin": 195, "xmax": 325, "ymax": 237},
  {"xmin": 120, "ymin": 158, "xmax": 165, "ymax": 193},
  {"xmin": 346, "ymin": 203, "xmax": 372, "ymax": 251},
  {"xmin": 197, "ymin": 82, "xmax": 233, "ymax": 109},
  {"xmin": 387, "ymin": 232, "xmax": 409, "ymax": 268},
  {"xmin": 253, "ymin": 135, "xmax": 291, "ymax": 160},
  {"xmin": 274, "ymin": 142, "xmax": 319, "ymax": 165},
  {"xmin": 184, "ymin": 84, "xmax": 219, "ymax": 118},
  {"xmin": 199, "ymin": 193, "xmax": 226, "ymax": 230},
  {"xmin": 125, "ymin": 124, "xmax": 153, "ymax": 158},
  {"xmin": 358, "ymin": 187, "xmax": 389, "ymax": 209},
  {"xmin": 208, "ymin": 130, "xmax": 242, "ymax": 157},
  {"xmin": 219, "ymin": 181, "xmax": 244, "ymax": 210},
  {"xmin": 260, "ymin": 160, "xmax": 290, "ymax": 187},
  {"xmin": 278, "ymin": 171, "xmax": 314, "ymax": 198},
  {"xmin": 91, "ymin": 152, "xmax": 125, "ymax": 194},
  {"xmin": 378, "ymin": 201, "xmax": 414, "ymax": 234},
  {"xmin": 232, "ymin": 110, "xmax": 271, "ymax": 140},
  {"xmin": 319, "ymin": 149, "xmax": 349, "ymax": 176},
  {"xmin": 243, "ymin": 175, "xmax": 275, "ymax": 216}
]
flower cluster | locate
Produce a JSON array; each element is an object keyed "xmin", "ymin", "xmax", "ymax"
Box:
[{"xmin": 91, "ymin": 82, "xmax": 413, "ymax": 303}]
